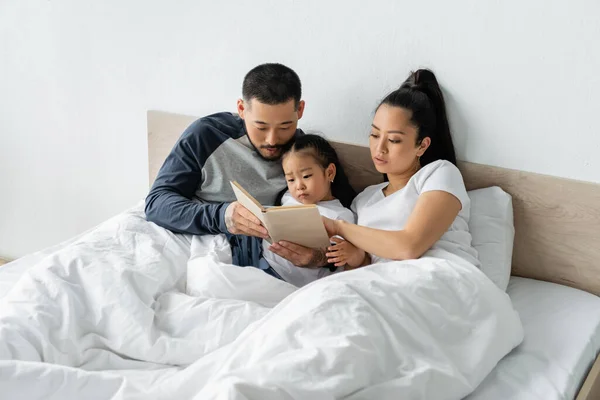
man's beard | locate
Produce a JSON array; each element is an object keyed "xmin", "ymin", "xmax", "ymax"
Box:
[
  {"xmin": 259, "ymin": 145, "xmax": 284, "ymax": 161},
  {"xmin": 248, "ymin": 137, "xmax": 293, "ymax": 161}
]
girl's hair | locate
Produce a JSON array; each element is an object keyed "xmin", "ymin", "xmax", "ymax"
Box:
[
  {"xmin": 377, "ymin": 69, "xmax": 456, "ymax": 167},
  {"xmin": 276, "ymin": 134, "xmax": 357, "ymax": 208}
]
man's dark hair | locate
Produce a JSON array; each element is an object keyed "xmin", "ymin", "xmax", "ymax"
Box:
[{"xmin": 242, "ymin": 63, "xmax": 302, "ymax": 110}]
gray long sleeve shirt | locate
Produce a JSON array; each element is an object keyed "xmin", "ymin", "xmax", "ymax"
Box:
[{"xmin": 145, "ymin": 112, "xmax": 303, "ymax": 266}]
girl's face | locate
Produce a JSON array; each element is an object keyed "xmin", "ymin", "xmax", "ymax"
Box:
[
  {"xmin": 369, "ymin": 104, "xmax": 430, "ymax": 175},
  {"xmin": 282, "ymin": 151, "xmax": 335, "ymax": 205}
]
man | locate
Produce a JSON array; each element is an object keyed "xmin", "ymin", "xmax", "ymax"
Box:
[{"xmin": 145, "ymin": 63, "xmax": 328, "ymax": 269}]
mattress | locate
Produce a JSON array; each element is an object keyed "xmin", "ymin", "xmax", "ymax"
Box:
[
  {"xmin": 466, "ymin": 277, "xmax": 600, "ymax": 399},
  {"xmin": 1, "ymin": 225, "xmax": 599, "ymax": 399}
]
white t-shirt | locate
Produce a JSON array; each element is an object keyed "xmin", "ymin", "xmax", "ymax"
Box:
[
  {"xmin": 262, "ymin": 192, "xmax": 355, "ymax": 287},
  {"xmin": 351, "ymin": 160, "xmax": 480, "ymax": 267}
]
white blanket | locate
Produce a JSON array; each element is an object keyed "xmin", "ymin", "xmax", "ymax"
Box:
[{"xmin": 0, "ymin": 204, "xmax": 523, "ymax": 399}]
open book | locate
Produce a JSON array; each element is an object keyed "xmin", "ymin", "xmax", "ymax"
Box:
[{"xmin": 230, "ymin": 181, "xmax": 331, "ymax": 249}]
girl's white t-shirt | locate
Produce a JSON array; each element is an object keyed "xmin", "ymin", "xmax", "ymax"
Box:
[
  {"xmin": 262, "ymin": 192, "xmax": 355, "ymax": 287},
  {"xmin": 352, "ymin": 160, "xmax": 480, "ymax": 267}
]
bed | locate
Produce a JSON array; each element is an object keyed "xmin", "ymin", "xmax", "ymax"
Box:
[
  {"xmin": 0, "ymin": 110, "xmax": 598, "ymax": 399},
  {"xmin": 148, "ymin": 111, "xmax": 600, "ymax": 399}
]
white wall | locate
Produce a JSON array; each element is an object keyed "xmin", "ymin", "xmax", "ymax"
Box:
[{"xmin": 1, "ymin": 0, "xmax": 599, "ymax": 259}]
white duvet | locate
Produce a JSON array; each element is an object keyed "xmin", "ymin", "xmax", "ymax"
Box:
[{"xmin": 0, "ymin": 204, "xmax": 523, "ymax": 400}]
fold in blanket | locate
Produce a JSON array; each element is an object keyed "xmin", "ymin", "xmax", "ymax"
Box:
[{"xmin": 0, "ymin": 205, "xmax": 523, "ymax": 400}]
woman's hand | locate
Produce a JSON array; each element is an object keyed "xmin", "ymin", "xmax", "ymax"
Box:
[
  {"xmin": 269, "ymin": 241, "xmax": 327, "ymax": 269},
  {"xmin": 326, "ymin": 237, "xmax": 367, "ymax": 268}
]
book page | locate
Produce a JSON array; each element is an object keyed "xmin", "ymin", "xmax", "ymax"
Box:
[
  {"xmin": 264, "ymin": 206, "xmax": 331, "ymax": 249},
  {"xmin": 230, "ymin": 181, "xmax": 267, "ymax": 226},
  {"xmin": 230, "ymin": 181, "xmax": 330, "ymax": 249}
]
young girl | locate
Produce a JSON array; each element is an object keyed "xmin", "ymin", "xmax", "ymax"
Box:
[{"xmin": 259, "ymin": 134, "xmax": 356, "ymax": 287}]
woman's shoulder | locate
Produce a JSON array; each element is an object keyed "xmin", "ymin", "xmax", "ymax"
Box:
[
  {"xmin": 419, "ymin": 159, "xmax": 460, "ymax": 175},
  {"xmin": 414, "ymin": 159, "xmax": 469, "ymax": 207},
  {"xmin": 414, "ymin": 160, "xmax": 464, "ymax": 186}
]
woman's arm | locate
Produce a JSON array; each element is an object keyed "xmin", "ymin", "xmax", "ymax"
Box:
[{"xmin": 326, "ymin": 191, "xmax": 461, "ymax": 261}]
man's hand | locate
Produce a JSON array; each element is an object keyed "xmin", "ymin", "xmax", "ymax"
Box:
[
  {"xmin": 224, "ymin": 201, "xmax": 269, "ymax": 239},
  {"xmin": 326, "ymin": 237, "xmax": 367, "ymax": 269},
  {"xmin": 269, "ymin": 241, "xmax": 327, "ymax": 269}
]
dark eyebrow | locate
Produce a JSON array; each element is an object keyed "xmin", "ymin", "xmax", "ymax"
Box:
[
  {"xmin": 371, "ymin": 123, "xmax": 406, "ymax": 134},
  {"xmin": 285, "ymin": 167, "xmax": 313, "ymax": 175},
  {"xmin": 255, "ymin": 120, "xmax": 294, "ymax": 125}
]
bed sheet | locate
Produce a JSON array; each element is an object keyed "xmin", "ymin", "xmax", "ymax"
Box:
[{"xmin": 466, "ymin": 277, "xmax": 600, "ymax": 399}]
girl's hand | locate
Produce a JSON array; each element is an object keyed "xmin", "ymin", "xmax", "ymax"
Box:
[{"xmin": 326, "ymin": 237, "xmax": 366, "ymax": 268}]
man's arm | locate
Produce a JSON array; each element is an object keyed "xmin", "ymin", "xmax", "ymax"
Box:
[{"xmin": 145, "ymin": 125, "xmax": 228, "ymax": 235}]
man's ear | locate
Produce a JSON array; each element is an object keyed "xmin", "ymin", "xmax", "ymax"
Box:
[
  {"xmin": 297, "ymin": 100, "xmax": 305, "ymax": 120},
  {"xmin": 237, "ymin": 98, "xmax": 246, "ymax": 119}
]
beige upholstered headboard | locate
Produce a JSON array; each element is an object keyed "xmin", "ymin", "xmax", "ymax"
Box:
[{"xmin": 147, "ymin": 110, "xmax": 600, "ymax": 296}]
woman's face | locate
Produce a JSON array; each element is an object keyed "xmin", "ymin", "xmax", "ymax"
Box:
[{"xmin": 369, "ymin": 104, "xmax": 429, "ymax": 176}]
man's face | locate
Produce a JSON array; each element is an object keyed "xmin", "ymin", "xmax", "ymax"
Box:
[{"xmin": 237, "ymin": 98, "xmax": 305, "ymax": 161}]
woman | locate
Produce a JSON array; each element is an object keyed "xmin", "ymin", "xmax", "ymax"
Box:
[{"xmin": 324, "ymin": 69, "xmax": 480, "ymax": 269}]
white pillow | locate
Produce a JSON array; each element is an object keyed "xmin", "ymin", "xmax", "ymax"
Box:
[{"xmin": 468, "ymin": 186, "xmax": 515, "ymax": 291}]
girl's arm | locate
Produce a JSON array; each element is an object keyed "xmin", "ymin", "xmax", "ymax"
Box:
[{"xmin": 325, "ymin": 191, "xmax": 461, "ymax": 261}]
